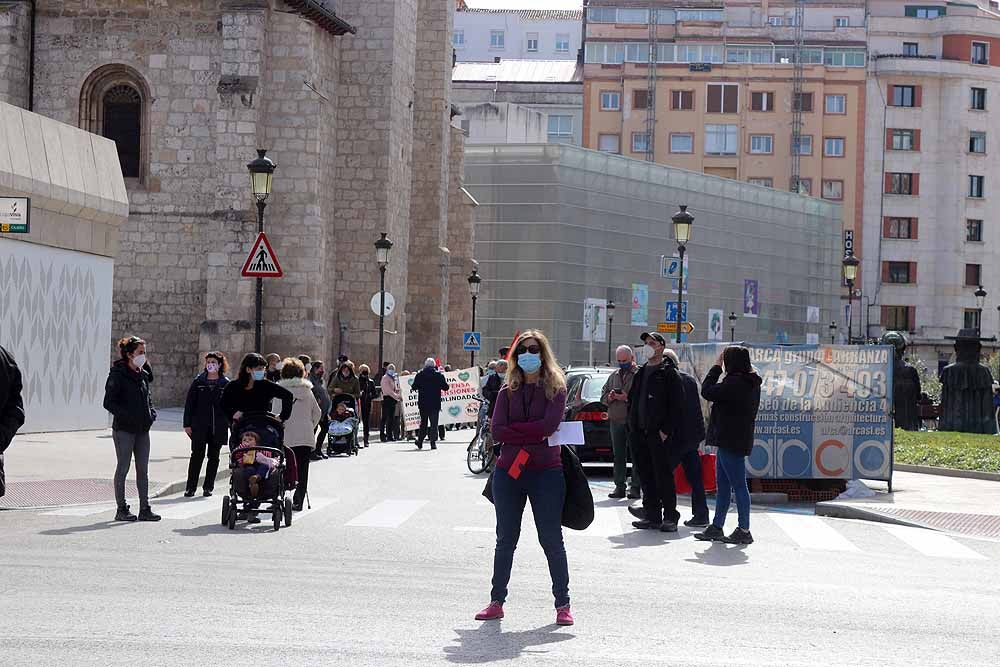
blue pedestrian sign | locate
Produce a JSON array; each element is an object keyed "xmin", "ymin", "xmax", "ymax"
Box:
[
  {"xmin": 463, "ymin": 332, "xmax": 482, "ymax": 351},
  {"xmin": 664, "ymin": 301, "xmax": 688, "ymax": 323}
]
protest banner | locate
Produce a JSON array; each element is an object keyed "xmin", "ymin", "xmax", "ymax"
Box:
[
  {"xmin": 669, "ymin": 343, "xmax": 894, "ymax": 481},
  {"xmin": 400, "ymin": 367, "xmax": 482, "ymax": 432}
]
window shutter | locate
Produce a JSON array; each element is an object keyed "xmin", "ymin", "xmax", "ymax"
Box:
[
  {"xmin": 723, "ymin": 85, "xmax": 738, "ymax": 113},
  {"xmin": 884, "ymin": 173, "xmax": 893, "ymax": 193},
  {"xmin": 707, "ymin": 85, "xmax": 722, "ymax": 112},
  {"xmin": 685, "ymin": 91, "xmax": 694, "ymax": 110},
  {"xmin": 910, "ymin": 262, "xmax": 918, "ymax": 283},
  {"xmin": 912, "ymin": 173, "xmax": 920, "ymax": 195},
  {"xmin": 907, "ymin": 307, "xmax": 916, "ymax": 332},
  {"xmin": 881, "ymin": 262, "xmax": 890, "ymax": 282},
  {"xmin": 914, "ymin": 86, "xmax": 922, "ymax": 107},
  {"xmin": 888, "ymin": 85, "xmax": 896, "ymax": 105},
  {"xmin": 882, "ymin": 217, "xmax": 892, "ymax": 237},
  {"xmin": 914, "ymin": 129, "xmax": 921, "ymax": 150},
  {"xmin": 885, "ymin": 129, "xmax": 894, "ymax": 150},
  {"xmin": 911, "ymin": 218, "xmax": 919, "ymax": 239}
]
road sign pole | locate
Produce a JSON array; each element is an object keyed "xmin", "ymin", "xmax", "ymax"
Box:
[
  {"xmin": 470, "ymin": 295, "xmax": 477, "ymax": 368},
  {"xmin": 255, "ymin": 200, "xmax": 265, "ymax": 352},
  {"xmin": 378, "ymin": 266, "xmax": 387, "ymax": 370},
  {"xmin": 676, "ymin": 244, "xmax": 686, "ymax": 344}
]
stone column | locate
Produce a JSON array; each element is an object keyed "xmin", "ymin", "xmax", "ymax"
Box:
[
  {"xmin": 0, "ymin": 1, "xmax": 31, "ymax": 108},
  {"xmin": 404, "ymin": 0, "xmax": 454, "ymax": 369},
  {"xmin": 200, "ymin": 1, "xmax": 270, "ymax": 361},
  {"xmin": 334, "ymin": 0, "xmax": 417, "ymax": 370}
]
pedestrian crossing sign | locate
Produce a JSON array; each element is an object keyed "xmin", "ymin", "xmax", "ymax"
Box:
[
  {"xmin": 241, "ymin": 232, "xmax": 283, "ymax": 278},
  {"xmin": 463, "ymin": 332, "xmax": 482, "ymax": 351}
]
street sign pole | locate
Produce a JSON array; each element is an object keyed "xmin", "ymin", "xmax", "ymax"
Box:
[
  {"xmin": 470, "ymin": 294, "xmax": 478, "ymax": 368},
  {"xmin": 676, "ymin": 244, "xmax": 686, "ymax": 343},
  {"xmin": 255, "ymin": 200, "xmax": 265, "ymax": 352}
]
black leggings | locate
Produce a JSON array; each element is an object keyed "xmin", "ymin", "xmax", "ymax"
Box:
[
  {"xmin": 381, "ymin": 398, "xmax": 399, "ymax": 440},
  {"xmin": 186, "ymin": 436, "xmax": 225, "ymax": 493},
  {"xmin": 292, "ymin": 446, "xmax": 311, "ymax": 505}
]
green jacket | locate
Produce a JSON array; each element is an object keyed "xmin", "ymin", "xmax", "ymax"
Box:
[{"xmin": 328, "ymin": 372, "xmax": 360, "ymax": 401}]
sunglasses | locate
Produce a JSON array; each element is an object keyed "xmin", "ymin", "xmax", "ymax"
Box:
[{"xmin": 515, "ymin": 344, "xmax": 541, "ymax": 356}]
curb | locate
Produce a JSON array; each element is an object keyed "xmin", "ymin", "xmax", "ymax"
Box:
[
  {"xmin": 152, "ymin": 468, "xmax": 231, "ymax": 499},
  {"xmin": 750, "ymin": 492, "xmax": 788, "ymax": 504},
  {"xmin": 815, "ymin": 501, "xmax": 936, "ymax": 530},
  {"xmin": 894, "ymin": 463, "xmax": 1000, "ymax": 482}
]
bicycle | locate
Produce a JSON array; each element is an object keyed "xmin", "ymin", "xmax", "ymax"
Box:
[{"xmin": 466, "ymin": 397, "xmax": 495, "ymax": 474}]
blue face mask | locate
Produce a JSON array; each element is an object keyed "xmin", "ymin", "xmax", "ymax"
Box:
[
  {"xmin": 518, "ymin": 352, "xmax": 542, "ymax": 374},
  {"xmin": 252, "ymin": 369, "xmax": 266, "ymax": 381},
  {"xmin": 618, "ymin": 362, "xmax": 632, "ymax": 371}
]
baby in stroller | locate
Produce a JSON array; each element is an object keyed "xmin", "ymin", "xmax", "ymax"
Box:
[
  {"xmin": 233, "ymin": 431, "xmax": 278, "ymax": 505},
  {"xmin": 327, "ymin": 397, "xmax": 360, "ymax": 456}
]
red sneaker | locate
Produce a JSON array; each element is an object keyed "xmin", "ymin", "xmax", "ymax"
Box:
[
  {"xmin": 474, "ymin": 601, "xmax": 504, "ymax": 621},
  {"xmin": 556, "ymin": 605, "xmax": 574, "ymax": 626}
]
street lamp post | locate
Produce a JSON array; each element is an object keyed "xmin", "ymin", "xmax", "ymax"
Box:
[
  {"xmin": 606, "ymin": 300, "xmax": 616, "ymax": 365},
  {"xmin": 468, "ymin": 268, "xmax": 482, "ymax": 367},
  {"xmin": 829, "ymin": 321, "xmax": 838, "ymax": 345},
  {"xmin": 975, "ymin": 285, "xmax": 987, "ymax": 335},
  {"xmin": 671, "ymin": 205, "xmax": 694, "ymax": 344},
  {"xmin": 728, "ymin": 311, "xmax": 737, "ymax": 342},
  {"xmin": 842, "ymin": 253, "xmax": 860, "ymax": 345},
  {"xmin": 375, "ymin": 232, "xmax": 393, "ymax": 370},
  {"xmin": 247, "ymin": 149, "xmax": 276, "ymax": 353}
]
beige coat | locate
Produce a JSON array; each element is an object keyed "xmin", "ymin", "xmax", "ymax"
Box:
[{"xmin": 275, "ymin": 378, "xmax": 322, "ymax": 448}]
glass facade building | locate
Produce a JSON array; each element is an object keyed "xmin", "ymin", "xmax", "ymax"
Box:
[{"xmin": 466, "ymin": 144, "xmax": 844, "ymax": 365}]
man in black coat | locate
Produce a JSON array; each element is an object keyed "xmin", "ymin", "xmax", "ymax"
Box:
[
  {"xmin": 0, "ymin": 344, "xmax": 25, "ymax": 498},
  {"xmin": 412, "ymin": 358, "xmax": 449, "ymax": 450},
  {"xmin": 628, "ymin": 332, "xmax": 686, "ymax": 532}
]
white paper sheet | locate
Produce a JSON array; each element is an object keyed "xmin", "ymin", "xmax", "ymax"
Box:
[{"xmin": 547, "ymin": 421, "xmax": 585, "ymax": 447}]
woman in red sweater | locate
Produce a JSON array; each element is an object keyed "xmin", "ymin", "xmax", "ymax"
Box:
[{"xmin": 475, "ymin": 330, "xmax": 573, "ymax": 626}]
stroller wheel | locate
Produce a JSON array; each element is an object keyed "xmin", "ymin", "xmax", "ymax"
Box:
[
  {"xmin": 221, "ymin": 496, "xmax": 231, "ymax": 526},
  {"xmin": 272, "ymin": 506, "xmax": 281, "ymax": 532},
  {"xmin": 227, "ymin": 500, "xmax": 237, "ymax": 530},
  {"xmin": 284, "ymin": 497, "xmax": 293, "ymax": 527}
]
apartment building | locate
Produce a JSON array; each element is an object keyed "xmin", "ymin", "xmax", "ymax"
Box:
[
  {"xmin": 454, "ymin": 2, "xmax": 583, "ymax": 62},
  {"xmin": 581, "ymin": 1, "xmax": 868, "ymax": 266},
  {"xmin": 862, "ymin": 0, "xmax": 1000, "ymax": 362}
]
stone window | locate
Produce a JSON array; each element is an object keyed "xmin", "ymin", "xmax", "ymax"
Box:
[
  {"xmin": 903, "ymin": 42, "xmax": 919, "ymax": 56},
  {"xmin": 964, "ymin": 309, "xmax": 981, "ymax": 330},
  {"xmin": 965, "ymin": 263, "xmax": 982, "ymax": 286},
  {"xmin": 967, "ymin": 219, "xmax": 984, "ymax": 242},
  {"xmin": 79, "ymin": 64, "xmax": 151, "ymax": 184},
  {"xmin": 669, "ymin": 133, "xmax": 693, "ymax": 153},
  {"xmin": 490, "ymin": 30, "xmax": 505, "ymax": 49},
  {"xmin": 971, "ymin": 87, "xmax": 987, "ymax": 110},
  {"xmin": 555, "ymin": 34, "xmax": 571, "ymax": 53}
]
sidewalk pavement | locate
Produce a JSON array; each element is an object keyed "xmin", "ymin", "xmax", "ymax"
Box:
[
  {"xmin": 0, "ymin": 408, "xmax": 214, "ymax": 510},
  {"xmin": 817, "ymin": 471, "xmax": 1000, "ymax": 539}
]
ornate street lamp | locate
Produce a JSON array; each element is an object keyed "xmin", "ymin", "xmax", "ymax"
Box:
[
  {"xmin": 671, "ymin": 205, "xmax": 694, "ymax": 344},
  {"xmin": 975, "ymin": 285, "xmax": 987, "ymax": 334},
  {"xmin": 468, "ymin": 268, "xmax": 482, "ymax": 367},
  {"xmin": 829, "ymin": 321, "xmax": 838, "ymax": 344},
  {"xmin": 606, "ymin": 300, "xmax": 616, "ymax": 365},
  {"xmin": 375, "ymin": 232, "xmax": 393, "ymax": 369},
  {"xmin": 247, "ymin": 149, "xmax": 276, "ymax": 352},
  {"xmin": 728, "ymin": 311, "xmax": 737, "ymax": 342},
  {"xmin": 842, "ymin": 253, "xmax": 860, "ymax": 344}
]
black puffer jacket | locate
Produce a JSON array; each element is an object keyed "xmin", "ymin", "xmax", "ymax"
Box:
[
  {"xmin": 701, "ymin": 365, "xmax": 762, "ymax": 456},
  {"xmin": 183, "ymin": 372, "xmax": 230, "ymax": 442},
  {"xmin": 103, "ymin": 360, "xmax": 156, "ymax": 434},
  {"xmin": 676, "ymin": 371, "xmax": 707, "ymax": 452},
  {"xmin": 0, "ymin": 344, "xmax": 25, "ymax": 498}
]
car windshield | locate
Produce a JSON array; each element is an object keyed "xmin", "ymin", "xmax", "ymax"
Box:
[{"xmin": 581, "ymin": 376, "xmax": 609, "ymax": 403}]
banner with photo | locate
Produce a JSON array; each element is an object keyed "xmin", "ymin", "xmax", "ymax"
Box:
[
  {"xmin": 707, "ymin": 308, "xmax": 724, "ymax": 341},
  {"xmin": 631, "ymin": 283, "xmax": 648, "ymax": 326},
  {"xmin": 743, "ymin": 279, "xmax": 759, "ymax": 318},
  {"xmin": 667, "ymin": 343, "xmax": 894, "ymax": 481},
  {"xmin": 400, "ymin": 367, "xmax": 483, "ymax": 431}
]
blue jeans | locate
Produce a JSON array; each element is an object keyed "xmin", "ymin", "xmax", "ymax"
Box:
[
  {"xmin": 713, "ymin": 448, "xmax": 750, "ymax": 531},
  {"xmin": 491, "ymin": 467, "xmax": 570, "ymax": 608}
]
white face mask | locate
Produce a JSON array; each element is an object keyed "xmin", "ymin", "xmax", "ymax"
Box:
[
  {"xmin": 133, "ymin": 354, "xmax": 147, "ymax": 368},
  {"xmin": 644, "ymin": 345, "xmax": 656, "ymax": 358},
  {"xmin": 206, "ymin": 362, "xmax": 220, "ymax": 374},
  {"xmin": 276, "ymin": 362, "xmax": 285, "ymax": 370}
]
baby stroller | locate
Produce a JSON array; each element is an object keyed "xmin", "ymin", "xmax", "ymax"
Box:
[
  {"xmin": 327, "ymin": 395, "xmax": 360, "ymax": 457},
  {"xmin": 222, "ymin": 412, "xmax": 298, "ymax": 531}
]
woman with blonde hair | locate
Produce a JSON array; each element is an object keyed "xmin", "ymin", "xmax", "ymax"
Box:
[{"xmin": 476, "ymin": 330, "xmax": 574, "ymax": 626}]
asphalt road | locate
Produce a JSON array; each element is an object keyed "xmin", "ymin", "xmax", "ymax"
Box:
[{"xmin": 2, "ymin": 435, "xmax": 999, "ymax": 666}]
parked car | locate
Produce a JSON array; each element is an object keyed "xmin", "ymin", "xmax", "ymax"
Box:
[{"xmin": 563, "ymin": 367, "xmax": 615, "ymax": 463}]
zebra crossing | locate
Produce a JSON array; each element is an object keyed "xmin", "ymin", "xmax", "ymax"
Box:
[{"xmin": 33, "ymin": 491, "xmax": 997, "ymax": 561}]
